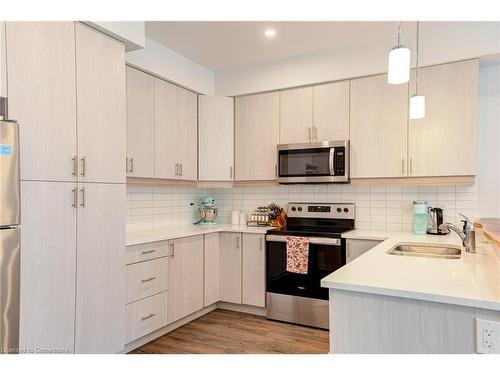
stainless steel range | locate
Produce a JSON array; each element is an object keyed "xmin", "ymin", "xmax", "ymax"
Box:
[{"xmin": 265, "ymin": 202, "xmax": 355, "ymax": 329}]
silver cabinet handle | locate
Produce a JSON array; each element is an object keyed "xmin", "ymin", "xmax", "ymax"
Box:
[
  {"xmin": 141, "ymin": 249, "xmax": 156, "ymax": 255},
  {"xmin": 229, "ymin": 166, "xmax": 233, "ymax": 179},
  {"xmin": 80, "ymin": 187, "xmax": 86, "ymax": 208},
  {"xmin": 179, "ymin": 163, "xmax": 183, "ymax": 176},
  {"xmin": 312, "ymin": 126, "xmax": 318, "ymax": 141},
  {"xmin": 402, "ymin": 157, "xmax": 405, "ymax": 175},
  {"xmin": 260, "ymin": 237, "xmax": 264, "ymax": 250},
  {"xmin": 125, "ymin": 157, "xmax": 129, "ymax": 173},
  {"xmin": 72, "ymin": 156, "xmax": 78, "ymax": 177},
  {"xmin": 141, "ymin": 277, "xmax": 157, "ymax": 283},
  {"xmin": 169, "ymin": 243, "xmax": 175, "ymax": 257},
  {"xmin": 80, "ymin": 156, "xmax": 86, "ymax": 177},
  {"xmin": 175, "ymin": 163, "xmax": 178, "ymax": 176},
  {"xmin": 307, "ymin": 127, "xmax": 311, "ymax": 141},
  {"xmin": 72, "ymin": 187, "xmax": 77, "ymax": 208},
  {"xmin": 130, "ymin": 157, "xmax": 134, "ymax": 173},
  {"xmin": 141, "ymin": 313, "xmax": 156, "ymax": 321},
  {"xmin": 275, "ymin": 164, "xmax": 277, "ymax": 177},
  {"xmin": 236, "ymin": 236, "xmax": 240, "ymax": 249}
]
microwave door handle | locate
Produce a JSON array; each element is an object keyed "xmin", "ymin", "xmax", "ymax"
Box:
[{"xmin": 329, "ymin": 148, "xmax": 335, "ymax": 176}]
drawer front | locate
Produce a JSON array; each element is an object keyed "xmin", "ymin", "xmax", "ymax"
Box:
[
  {"xmin": 126, "ymin": 241, "xmax": 169, "ymax": 265},
  {"xmin": 126, "ymin": 257, "xmax": 169, "ymax": 303},
  {"xmin": 126, "ymin": 291, "xmax": 168, "ymax": 344}
]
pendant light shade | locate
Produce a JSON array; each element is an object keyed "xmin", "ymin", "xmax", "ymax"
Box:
[
  {"xmin": 410, "ymin": 21, "xmax": 426, "ymax": 119},
  {"xmin": 388, "ymin": 46, "xmax": 411, "ymax": 84},
  {"xmin": 410, "ymin": 95, "xmax": 425, "ymax": 119},
  {"xmin": 388, "ymin": 22, "xmax": 410, "ymax": 85}
]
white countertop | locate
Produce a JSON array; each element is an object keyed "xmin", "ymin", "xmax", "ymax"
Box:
[
  {"xmin": 321, "ymin": 229, "xmax": 500, "ymax": 311},
  {"xmin": 126, "ymin": 224, "xmax": 269, "ymax": 246}
]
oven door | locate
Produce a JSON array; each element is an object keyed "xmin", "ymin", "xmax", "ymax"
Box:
[
  {"xmin": 266, "ymin": 235, "xmax": 346, "ymax": 300},
  {"xmin": 277, "ymin": 141, "xmax": 349, "ymax": 184}
]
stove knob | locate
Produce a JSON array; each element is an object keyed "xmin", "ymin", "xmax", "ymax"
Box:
[
  {"xmin": 336, "ymin": 207, "xmax": 342, "ymax": 213},
  {"xmin": 297, "ymin": 207, "xmax": 303, "ymax": 212},
  {"xmin": 344, "ymin": 208, "xmax": 349, "ymax": 213},
  {"xmin": 291, "ymin": 207, "xmax": 296, "ymax": 212}
]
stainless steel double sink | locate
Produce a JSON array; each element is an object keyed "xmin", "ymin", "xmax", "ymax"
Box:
[{"xmin": 387, "ymin": 243, "xmax": 462, "ymax": 259}]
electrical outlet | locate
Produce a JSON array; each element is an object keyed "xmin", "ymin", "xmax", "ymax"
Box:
[{"xmin": 476, "ymin": 318, "xmax": 500, "ymax": 354}]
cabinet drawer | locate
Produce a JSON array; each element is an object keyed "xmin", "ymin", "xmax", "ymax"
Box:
[
  {"xmin": 126, "ymin": 257, "xmax": 169, "ymax": 303},
  {"xmin": 126, "ymin": 241, "xmax": 169, "ymax": 265},
  {"xmin": 126, "ymin": 291, "xmax": 168, "ymax": 344}
]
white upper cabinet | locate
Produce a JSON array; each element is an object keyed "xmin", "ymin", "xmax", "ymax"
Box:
[
  {"xmin": 280, "ymin": 87, "xmax": 313, "ymax": 143},
  {"xmin": 198, "ymin": 95, "xmax": 234, "ymax": 181},
  {"xmin": 176, "ymin": 87, "xmax": 198, "ymax": 180},
  {"xmin": 313, "ymin": 81, "xmax": 350, "ymax": 141},
  {"xmin": 235, "ymin": 92, "xmax": 280, "ymax": 181},
  {"xmin": 75, "ymin": 23, "xmax": 126, "ymax": 184},
  {"xmin": 0, "ymin": 22, "xmax": 6, "ymax": 98},
  {"xmin": 350, "ymin": 74, "xmax": 409, "ymax": 178},
  {"xmin": 6, "ymin": 22, "xmax": 77, "ymax": 182},
  {"xmin": 126, "ymin": 66, "xmax": 155, "ymax": 178},
  {"xmin": 408, "ymin": 60, "xmax": 478, "ymax": 177}
]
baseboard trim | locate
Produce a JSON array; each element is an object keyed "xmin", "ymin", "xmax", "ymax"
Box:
[{"xmin": 217, "ymin": 302, "xmax": 266, "ymax": 316}]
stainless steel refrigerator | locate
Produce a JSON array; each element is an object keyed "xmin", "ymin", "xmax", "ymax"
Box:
[{"xmin": 0, "ymin": 119, "xmax": 20, "ymax": 354}]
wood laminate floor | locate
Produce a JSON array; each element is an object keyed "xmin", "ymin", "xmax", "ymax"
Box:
[{"xmin": 131, "ymin": 309, "xmax": 329, "ymax": 354}]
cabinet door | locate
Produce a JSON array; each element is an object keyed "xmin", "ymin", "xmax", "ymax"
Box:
[
  {"xmin": 168, "ymin": 235, "xmax": 204, "ymax": 323},
  {"xmin": 6, "ymin": 22, "xmax": 77, "ymax": 182},
  {"xmin": 176, "ymin": 87, "xmax": 198, "ymax": 180},
  {"xmin": 350, "ymin": 74, "xmax": 408, "ymax": 178},
  {"xmin": 313, "ymin": 81, "xmax": 350, "ymax": 141},
  {"xmin": 219, "ymin": 232, "xmax": 242, "ymax": 304},
  {"xmin": 75, "ymin": 183, "xmax": 125, "ymax": 353},
  {"xmin": 0, "ymin": 22, "xmax": 6, "ymax": 98},
  {"xmin": 280, "ymin": 87, "xmax": 313, "ymax": 143},
  {"xmin": 408, "ymin": 60, "xmax": 478, "ymax": 177},
  {"xmin": 198, "ymin": 95, "xmax": 234, "ymax": 181},
  {"xmin": 126, "ymin": 66, "xmax": 155, "ymax": 178},
  {"xmin": 76, "ymin": 23, "xmax": 126, "ymax": 184},
  {"xmin": 242, "ymin": 234, "xmax": 265, "ymax": 307},
  {"xmin": 154, "ymin": 78, "xmax": 177, "ymax": 179},
  {"xmin": 20, "ymin": 181, "xmax": 77, "ymax": 353},
  {"xmin": 235, "ymin": 92, "xmax": 280, "ymax": 181},
  {"xmin": 204, "ymin": 233, "xmax": 220, "ymax": 307}
]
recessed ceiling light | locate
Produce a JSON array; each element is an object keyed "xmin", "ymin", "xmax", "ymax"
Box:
[{"xmin": 264, "ymin": 29, "xmax": 276, "ymax": 38}]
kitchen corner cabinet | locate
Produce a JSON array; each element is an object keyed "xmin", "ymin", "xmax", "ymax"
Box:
[
  {"xmin": 242, "ymin": 233, "xmax": 266, "ymax": 307},
  {"xmin": 168, "ymin": 235, "xmax": 204, "ymax": 323},
  {"xmin": 126, "ymin": 66, "xmax": 155, "ymax": 178},
  {"xmin": 75, "ymin": 23, "xmax": 126, "ymax": 184},
  {"xmin": 6, "ymin": 22, "xmax": 77, "ymax": 182},
  {"xmin": 0, "ymin": 22, "xmax": 7, "ymax": 98},
  {"xmin": 155, "ymin": 79, "xmax": 197, "ymax": 180},
  {"xmin": 408, "ymin": 59, "xmax": 478, "ymax": 177},
  {"xmin": 219, "ymin": 232, "xmax": 242, "ymax": 303},
  {"xmin": 350, "ymin": 73, "xmax": 409, "ymax": 178},
  {"xmin": 75, "ymin": 183, "xmax": 126, "ymax": 354},
  {"xmin": 204, "ymin": 233, "xmax": 220, "ymax": 306},
  {"xmin": 235, "ymin": 92, "xmax": 280, "ymax": 181},
  {"xmin": 198, "ymin": 95, "xmax": 234, "ymax": 181}
]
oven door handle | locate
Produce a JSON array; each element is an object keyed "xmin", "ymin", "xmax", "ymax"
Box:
[
  {"xmin": 266, "ymin": 235, "xmax": 341, "ymax": 246},
  {"xmin": 329, "ymin": 147, "xmax": 335, "ymax": 176}
]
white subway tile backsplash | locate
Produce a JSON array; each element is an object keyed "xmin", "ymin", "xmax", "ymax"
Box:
[{"xmin": 126, "ymin": 183, "xmax": 477, "ymax": 233}]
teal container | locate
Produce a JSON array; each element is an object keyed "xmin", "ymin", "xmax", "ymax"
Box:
[{"xmin": 413, "ymin": 200, "xmax": 428, "ymax": 235}]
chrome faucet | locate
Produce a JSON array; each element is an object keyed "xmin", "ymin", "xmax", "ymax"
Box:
[{"xmin": 439, "ymin": 213, "xmax": 476, "ymax": 253}]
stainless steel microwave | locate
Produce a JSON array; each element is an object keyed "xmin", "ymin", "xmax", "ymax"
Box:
[{"xmin": 277, "ymin": 140, "xmax": 349, "ymax": 184}]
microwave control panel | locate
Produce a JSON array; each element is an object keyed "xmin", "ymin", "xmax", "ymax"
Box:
[{"xmin": 333, "ymin": 147, "xmax": 345, "ymax": 176}]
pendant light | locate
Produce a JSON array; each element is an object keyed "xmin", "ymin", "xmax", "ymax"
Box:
[
  {"xmin": 410, "ymin": 21, "xmax": 425, "ymax": 119},
  {"xmin": 388, "ymin": 22, "xmax": 410, "ymax": 84}
]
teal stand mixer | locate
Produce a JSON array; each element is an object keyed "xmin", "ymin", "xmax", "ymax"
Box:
[{"xmin": 193, "ymin": 197, "xmax": 218, "ymax": 225}]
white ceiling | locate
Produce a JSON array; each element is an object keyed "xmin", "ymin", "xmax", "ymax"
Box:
[{"xmin": 146, "ymin": 21, "xmax": 418, "ymax": 71}]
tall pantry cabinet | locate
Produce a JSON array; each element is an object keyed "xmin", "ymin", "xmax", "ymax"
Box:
[{"xmin": 6, "ymin": 22, "xmax": 126, "ymax": 353}]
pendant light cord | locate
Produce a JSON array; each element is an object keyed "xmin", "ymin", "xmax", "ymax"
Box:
[
  {"xmin": 415, "ymin": 21, "xmax": 420, "ymax": 95},
  {"xmin": 397, "ymin": 21, "xmax": 402, "ymax": 46}
]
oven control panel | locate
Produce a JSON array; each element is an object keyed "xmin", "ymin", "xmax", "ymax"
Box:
[{"xmin": 287, "ymin": 202, "xmax": 355, "ymax": 220}]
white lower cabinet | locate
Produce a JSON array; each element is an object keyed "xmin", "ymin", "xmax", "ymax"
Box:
[
  {"xmin": 204, "ymin": 233, "xmax": 220, "ymax": 307},
  {"xmin": 126, "ymin": 256, "xmax": 169, "ymax": 304},
  {"xmin": 168, "ymin": 235, "xmax": 204, "ymax": 323},
  {"xmin": 242, "ymin": 234, "xmax": 266, "ymax": 307},
  {"xmin": 219, "ymin": 232, "xmax": 242, "ymax": 304},
  {"xmin": 126, "ymin": 291, "xmax": 168, "ymax": 344}
]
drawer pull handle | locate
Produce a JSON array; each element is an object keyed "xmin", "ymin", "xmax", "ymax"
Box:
[
  {"xmin": 141, "ymin": 277, "xmax": 157, "ymax": 283},
  {"xmin": 141, "ymin": 313, "xmax": 156, "ymax": 321},
  {"xmin": 141, "ymin": 249, "xmax": 156, "ymax": 255}
]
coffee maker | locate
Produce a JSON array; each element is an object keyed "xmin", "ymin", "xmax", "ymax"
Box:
[{"xmin": 427, "ymin": 207, "xmax": 450, "ymax": 235}]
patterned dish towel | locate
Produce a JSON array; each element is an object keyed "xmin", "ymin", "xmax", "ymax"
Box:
[{"xmin": 286, "ymin": 236, "xmax": 310, "ymax": 274}]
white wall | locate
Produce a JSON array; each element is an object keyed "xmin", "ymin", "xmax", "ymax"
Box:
[
  {"xmin": 126, "ymin": 37, "xmax": 215, "ymax": 94},
  {"xmin": 215, "ymin": 22, "xmax": 500, "ymax": 96},
  {"xmin": 477, "ymin": 64, "xmax": 500, "ymax": 218},
  {"xmin": 85, "ymin": 21, "xmax": 145, "ymax": 51}
]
